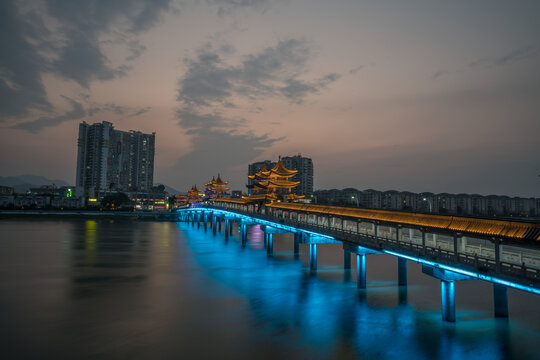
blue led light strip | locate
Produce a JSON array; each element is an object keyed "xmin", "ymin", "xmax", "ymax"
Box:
[
  {"xmin": 179, "ymin": 208, "xmax": 335, "ymax": 240},
  {"xmin": 383, "ymin": 250, "xmax": 540, "ymax": 295}
]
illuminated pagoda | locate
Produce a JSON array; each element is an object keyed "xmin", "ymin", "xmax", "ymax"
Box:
[
  {"xmin": 205, "ymin": 174, "xmax": 230, "ymax": 199},
  {"xmin": 243, "ymin": 156, "xmax": 305, "ymax": 203},
  {"xmin": 188, "ymin": 185, "xmax": 203, "ymax": 202}
]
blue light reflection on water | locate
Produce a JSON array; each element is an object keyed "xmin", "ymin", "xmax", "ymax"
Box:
[{"xmin": 178, "ymin": 222, "xmax": 539, "ymax": 360}]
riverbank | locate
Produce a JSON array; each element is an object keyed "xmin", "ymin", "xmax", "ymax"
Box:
[{"xmin": 0, "ymin": 210, "xmax": 179, "ymax": 221}]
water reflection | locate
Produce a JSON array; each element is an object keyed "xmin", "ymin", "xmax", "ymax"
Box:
[{"xmin": 181, "ymin": 223, "xmax": 538, "ymax": 360}]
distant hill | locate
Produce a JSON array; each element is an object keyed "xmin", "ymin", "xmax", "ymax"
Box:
[
  {"xmin": 0, "ymin": 175, "xmax": 70, "ymax": 194},
  {"xmin": 156, "ymin": 184, "xmax": 182, "ymax": 195},
  {"xmin": 0, "ymin": 175, "xmax": 183, "ymax": 195}
]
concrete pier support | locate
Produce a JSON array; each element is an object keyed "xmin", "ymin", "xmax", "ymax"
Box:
[
  {"xmin": 310, "ymin": 244, "xmax": 317, "ymax": 271},
  {"xmin": 241, "ymin": 224, "xmax": 247, "ymax": 247},
  {"xmin": 441, "ymin": 280, "xmax": 456, "ymax": 322},
  {"xmin": 398, "ymin": 258, "xmax": 407, "ymax": 286},
  {"xmin": 357, "ymin": 254, "xmax": 366, "ymax": 288},
  {"xmin": 229, "ymin": 220, "xmax": 233, "ymax": 236},
  {"xmin": 212, "ymin": 216, "xmax": 217, "ymax": 236},
  {"xmin": 224, "ymin": 219, "xmax": 229, "ymax": 240},
  {"xmin": 203, "ymin": 214, "xmax": 208, "ymax": 231},
  {"xmin": 344, "ymin": 250, "xmax": 351, "ymax": 269},
  {"xmin": 493, "ymin": 284, "xmax": 509, "ymax": 318},
  {"xmin": 197, "ymin": 213, "xmax": 201, "ymax": 228},
  {"xmin": 294, "ymin": 232, "xmax": 300, "ymax": 258},
  {"xmin": 218, "ymin": 217, "xmax": 222, "ymax": 232},
  {"xmin": 267, "ymin": 233, "xmax": 273, "ymax": 257}
]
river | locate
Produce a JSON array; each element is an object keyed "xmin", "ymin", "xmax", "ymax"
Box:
[{"xmin": 0, "ymin": 219, "xmax": 539, "ymax": 359}]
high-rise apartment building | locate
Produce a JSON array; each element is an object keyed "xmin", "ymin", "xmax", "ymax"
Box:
[
  {"xmin": 247, "ymin": 155, "xmax": 314, "ymax": 196},
  {"xmin": 281, "ymin": 154, "xmax": 314, "ymax": 196},
  {"xmin": 76, "ymin": 121, "xmax": 155, "ymax": 197}
]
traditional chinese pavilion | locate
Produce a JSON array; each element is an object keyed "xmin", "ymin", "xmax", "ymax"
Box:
[{"xmin": 243, "ymin": 156, "xmax": 305, "ymax": 203}]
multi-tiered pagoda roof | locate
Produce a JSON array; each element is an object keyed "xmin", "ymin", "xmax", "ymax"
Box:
[{"xmin": 243, "ymin": 157, "xmax": 304, "ymax": 203}]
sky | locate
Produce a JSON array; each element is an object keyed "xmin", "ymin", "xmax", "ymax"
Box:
[{"xmin": 1, "ymin": 0, "xmax": 539, "ymax": 197}]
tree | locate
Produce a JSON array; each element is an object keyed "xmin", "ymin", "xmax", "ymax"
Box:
[
  {"xmin": 101, "ymin": 192, "xmax": 130, "ymax": 210},
  {"xmin": 153, "ymin": 184, "xmax": 166, "ymax": 193}
]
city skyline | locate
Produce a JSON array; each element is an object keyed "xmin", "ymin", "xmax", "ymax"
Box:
[{"xmin": 1, "ymin": 0, "xmax": 539, "ymax": 197}]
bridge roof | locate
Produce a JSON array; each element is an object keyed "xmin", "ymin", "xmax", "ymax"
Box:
[{"xmin": 267, "ymin": 203, "xmax": 540, "ymax": 241}]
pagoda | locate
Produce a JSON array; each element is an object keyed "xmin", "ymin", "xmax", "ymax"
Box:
[
  {"xmin": 243, "ymin": 156, "xmax": 304, "ymax": 203},
  {"xmin": 205, "ymin": 174, "xmax": 230, "ymax": 199},
  {"xmin": 187, "ymin": 185, "xmax": 203, "ymax": 202}
]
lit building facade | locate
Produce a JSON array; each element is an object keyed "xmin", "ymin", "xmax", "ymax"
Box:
[{"xmin": 76, "ymin": 121, "xmax": 155, "ymax": 198}]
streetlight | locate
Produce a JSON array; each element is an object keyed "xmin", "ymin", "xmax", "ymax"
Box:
[
  {"xmin": 352, "ymin": 196, "xmax": 359, "ymax": 207},
  {"xmin": 422, "ymin": 197, "xmax": 432, "ymax": 213}
]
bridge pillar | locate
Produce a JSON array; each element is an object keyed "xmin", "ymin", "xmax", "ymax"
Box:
[
  {"xmin": 229, "ymin": 220, "xmax": 233, "ymax": 236},
  {"xmin": 212, "ymin": 215, "xmax": 217, "ymax": 236},
  {"xmin": 224, "ymin": 219, "xmax": 229, "ymax": 240},
  {"xmin": 441, "ymin": 280, "xmax": 456, "ymax": 322},
  {"xmin": 241, "ymin": 223, "xmax": 247, "ymax": 247},
  {"xmin": 203, "ymin": 213, "xmax": 208, "ymax": 231},
  {"xmin": 197, "ymin": 213, "xmax": 201, "ymax": 229},
  {"xmin": 493, "ymin": 284, "xmax": 509, "ymax": 318},
  {"xmin": 357, "ymin": 254, "xmax": 366, "ymax": 288},
  {"xmin": 191, "ymin": 213, "xmax": 195, "ymax": 226},
  {"xmin": 398, "ymin": 257, "xmax": 407, "ymax": 286},
  {"xmin": 344, "ymin": 250, "xmax": 351, "ymax": 269},
  {"xmin": 267, "ymin": 233, "xmax": 273, "ymax": 257},
  {"xmin": 310, "ymin": 244, "xmax": 317, "ymax": 271},
  {"xmin": 218, "ymin": 217, "xmax": 222, "ymax": 232},
  {"xmin": 293, "ymin": 232, "xmax": 300, "ymax": 258},
  {"xmin": 422, "ymin": 265, "xmax": 472, "ymax": 322}
]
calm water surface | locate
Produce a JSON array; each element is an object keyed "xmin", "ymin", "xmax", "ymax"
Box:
[{"xmin": 1, "ymin": 219, "xmax": 539, "ymax": 359}]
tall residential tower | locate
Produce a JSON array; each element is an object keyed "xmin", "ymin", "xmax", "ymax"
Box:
[{"xmin": 76, "ymin": 121, "xmax": 155, "ymax": 198}]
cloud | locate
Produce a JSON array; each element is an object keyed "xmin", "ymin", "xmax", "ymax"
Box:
[
  {"xmin": 208, "ymin": 0, "xmax": 275, "ymax": 16},
  {"xmin": 470, "ymin": 46, "xmax": 539, "ymax": 69},
  {"xmin": 0, "ymin": 0, "xmax": 52, "ymax": 118},
  {"xmin": 349, "ymin": 65, "xmax": 365, "ymax": 75},
  {"xmin": 11, "ymin": 96, "xmax": 85, "ymax": 133},
  {"xmin": 177, "ymin": 108, "xmax": 246, "ymax": 134},
  {"xmin": 45, "ymin": 0, "xmax": 173, "ymax": 87},
  {"xmin": 432, "ymin": 70, "xmax": 448, "ymax": 80},
  {"xmin": 0, "ymin": 0, "xmax": 174, "ymax": 123},
  {"xmin": 126, "ymin": 40, "xmax": 147, "ymax": 61},
  {"xmin": 178, "ymin": 39, "xmax": 339, "ymax": 107},
  {"xmin": 279, "ymin": 73, "xmax": 340, "ymax": 104},
  {"xmin": 52, "ymin": 30, "xmax": 128, "ymax": 88},
  {"xmin": 129, "ymin": 106, "xmax": 152, "ymax": 117},
  {"xmin": 103, "ymin": 103, "xmax": 127, "ymax": 115}
]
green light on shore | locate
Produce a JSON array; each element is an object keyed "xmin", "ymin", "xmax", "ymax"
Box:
[{"xmin": 66, "ymin": 188, "xmax": 73, "ymax": 198}]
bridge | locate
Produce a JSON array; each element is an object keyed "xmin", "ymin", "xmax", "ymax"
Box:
[{"xmin": 176, "ymin": 200, "xmax": 540, "ymax": 322}]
